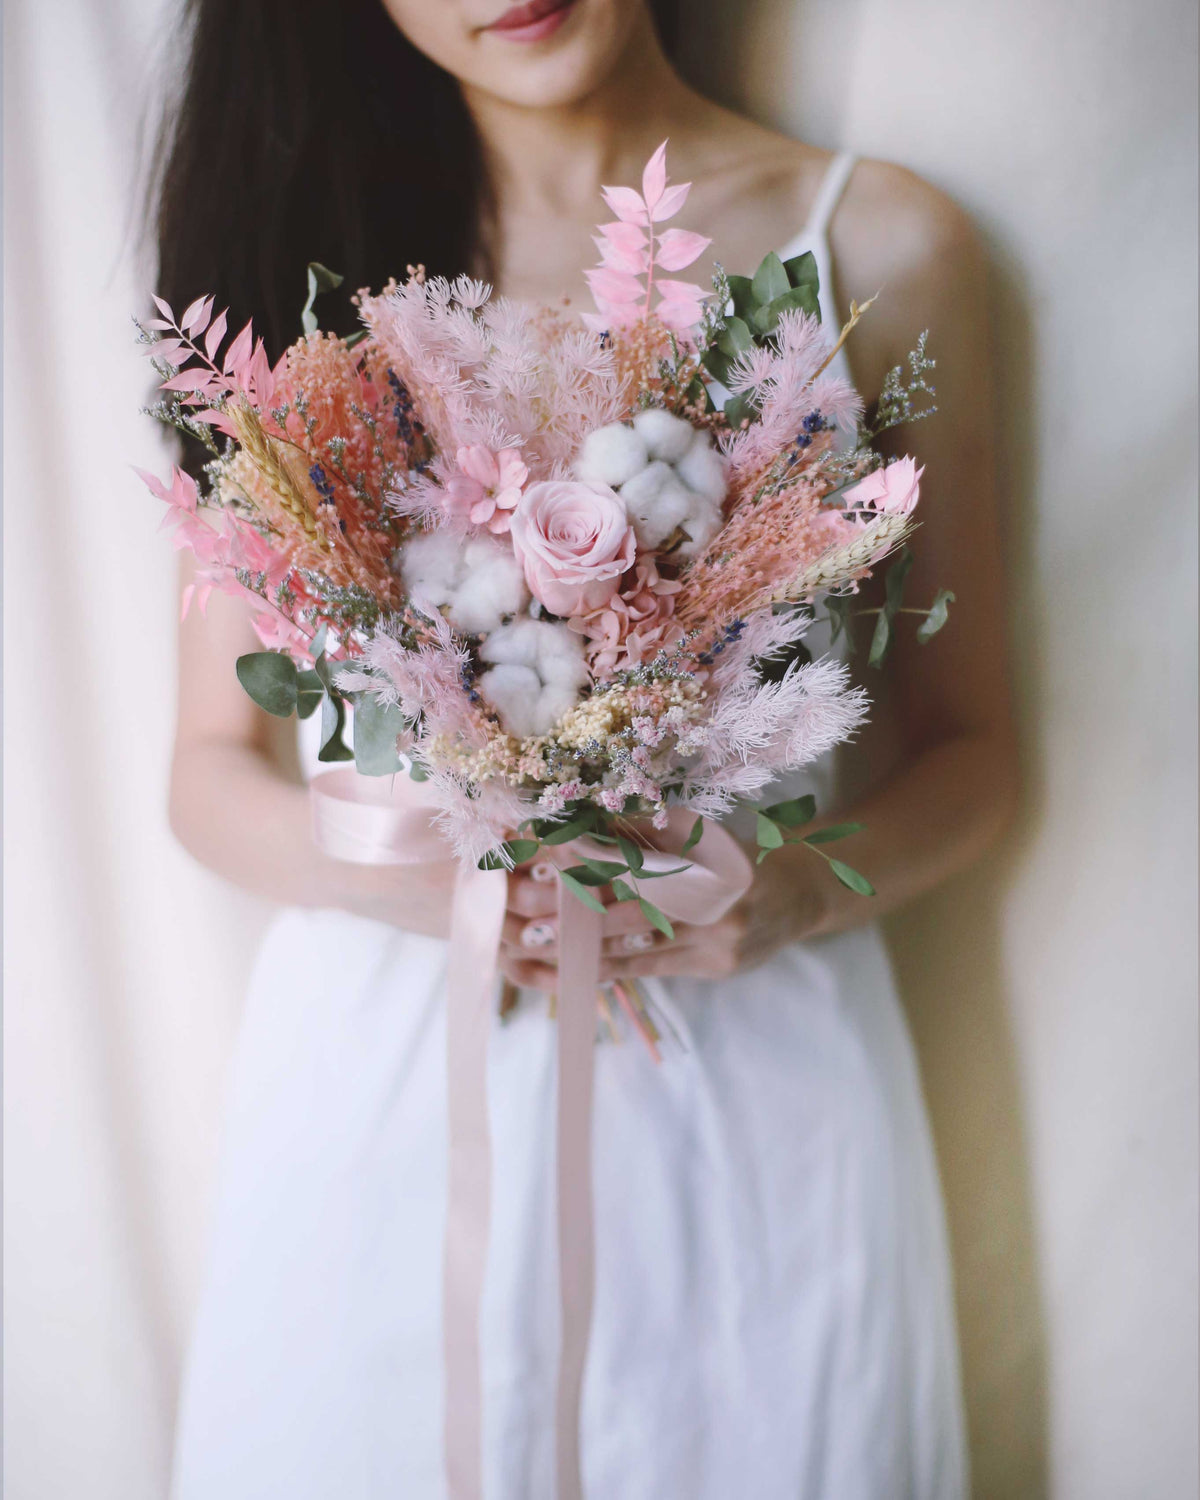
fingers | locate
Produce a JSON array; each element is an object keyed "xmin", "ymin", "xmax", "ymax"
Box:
[
  {"xmin": 498, "ymin": 953, "xmax": 557, "ymax": 993},
  {"xmin": 506, "ymin": 867, "xmax": 558, "ymax": 919}
]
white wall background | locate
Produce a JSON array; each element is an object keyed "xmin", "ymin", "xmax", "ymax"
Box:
[{"xmin": 5, "ymin": 1, "xmax": 1197, "ymax": 1497}]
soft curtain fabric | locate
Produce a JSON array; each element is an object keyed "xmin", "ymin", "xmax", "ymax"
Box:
[{"xmin": 5, "ymin": 1, "xmax": 1196, "ymax": 1497}]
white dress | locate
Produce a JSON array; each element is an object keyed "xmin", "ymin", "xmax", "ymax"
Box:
[{"xmin": 171, "ymin": 155, "xmax": 967, "ymax": 1500}]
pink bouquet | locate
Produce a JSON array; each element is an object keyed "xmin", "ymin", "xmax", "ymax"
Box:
[
  {"xmin": 137, "ymin": 144, "xmax": 949, "ymax": 1499},
  {"xmin": 138, "ymin": 143, "xmax": 947, "ymax": 927}
]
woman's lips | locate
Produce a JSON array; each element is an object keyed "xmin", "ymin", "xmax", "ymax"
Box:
[{"xmin": 484, "ymin": 0, "xmax": 578, "ymax": 42}]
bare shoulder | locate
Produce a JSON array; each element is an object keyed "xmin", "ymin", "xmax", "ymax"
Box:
[{"xmin": 835, "ymin": 157, "xmax": 985, "ymax": 298}]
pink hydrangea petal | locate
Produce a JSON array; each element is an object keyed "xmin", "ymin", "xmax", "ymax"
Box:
[{"xmin": 470, "ymin": 498, "xmax": 495, "ymax": 525}]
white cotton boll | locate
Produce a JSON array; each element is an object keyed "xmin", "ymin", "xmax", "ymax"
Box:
[
  {"xmin": 575, "ymin": 423, "xmax": 648, "ymax": 488},
  {"xmin": 676, "ymin": 430, "xmax": 728, "ymax": 505},
  {"xmin": 534, "ymin": 624, "xmax": 589, "ymax": 689},
  {"xmin": 448, "ymin": 539, "xmax": 528, "ymax": 634},
  {"xmin": 618, "ymin": 458, "xmax": 672, "ymax": 510},
  {"xmin": 399, "ymin": 531, "xmax": 463, "ymax": 605},
  {"xmin": 627, "ymin": 475, "xmax": 693, "ymax": 550},
  {"xmin": 632, "ymin": 407, "xmax": 696, "ymax": 464},
  {"xmin": 479, "ymin": 619, "xmax": 587, "ymax": 736},
  {"xmin": 476, "ymin": 664, "xmax": 544, "ymax": 740},
  {"xmin": 401, "ymin": 531, "xmax": 527, "ymax": 636},
  {"xmin": 478, "ymin": 616, "xmax": 544, "ymax": 669},
  {"xmin": 675, "ymin": 496, "xmax": 723, "ymax": 559}
]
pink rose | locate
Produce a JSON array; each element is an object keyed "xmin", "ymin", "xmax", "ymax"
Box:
[
  {"xmin": 843, "ymin": 456, "xmax": 923, "ymax": 516},
  {"xmin": 510, "ymin": 479, "xmax": 636, "ymax": 618}
]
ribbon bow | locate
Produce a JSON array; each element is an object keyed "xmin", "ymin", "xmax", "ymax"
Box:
[{"xmin": 311, "ymin": 768, "xmax": 752, "ymax": 1499}]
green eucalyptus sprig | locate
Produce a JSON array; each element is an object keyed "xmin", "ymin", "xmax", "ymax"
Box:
[{"xmin": 752, "ymin": 794, "xmax": 875, "ymax": 896}]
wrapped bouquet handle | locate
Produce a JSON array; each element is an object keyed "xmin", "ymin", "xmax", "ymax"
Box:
[{"xmin": 310, "ymin": 769, "xmax": 752, "ymax": 1500}]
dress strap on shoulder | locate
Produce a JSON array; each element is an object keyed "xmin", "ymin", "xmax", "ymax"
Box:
[{"xmin": 803, "ymin": 151, "xmax": 857, "ymax": 243}]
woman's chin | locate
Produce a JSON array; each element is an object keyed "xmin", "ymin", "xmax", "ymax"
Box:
[{"xmin": 468, "ymin": 0, "xmax": 644, "ymax": 111}]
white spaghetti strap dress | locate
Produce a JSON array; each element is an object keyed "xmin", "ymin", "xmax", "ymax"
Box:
[{"xmin": 171, "ymin": 153, "xmax": 968, "ymax": 1500}]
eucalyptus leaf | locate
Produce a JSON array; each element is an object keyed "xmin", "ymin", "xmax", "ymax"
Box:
[
  {"xmin": 578, "ymin": 857, "xmax": 629, "ymax": 881},
  {"xmin": 235, "ymin": 651, "xmax": 297, "ymax": 718},
  {"xmin": 726, "ymin": 274, "xmax": 754, "ymax": 319},
  {"xmin": 723, "ymin": 392, "xmax": 755, "ymax": 430},
  {"xmin": 782, "ymin": 249, "xmax": 820, "ymax": 295},
  {"xmin": 638, "ymin": 898, "xmax": 675, "ymax": 941},
  {"xmin": 540, "ymin": 815, "xmax": 593, "ymax": 846},
  {"xmin": 917, "ymin": 588, "xmax": 956, "ymax": 643},
  {"xmin": 717, "ymin": 315, "xmax": 753, "ymax": 358},
  {"xmin": 868, "ymin": 609, "xmax": 891, "ymax": 669},
  {"xmin": 804, "ymin": 821, "xmax": 865, "ymax": 845},
  {"xmin": 751, "ymin": 251, "xmax": 790, "ymax": 305},
  {"xmin": 318, "ymin": 692, "xmax": 354, "ymax": 762},
  {"xmin": 560, "ymin": 864, "xmax": 611, "ymax": 888},
  {"xmin": 825, "ymin": 594, "xmax": 853, "ymax": 650},
  {"xmin": 616, "ymin": 836, "xmax": 645, "ymax": 874},
  {"xmin": 301, "ymin": 262, "xmax": 345, "ymax": 337},
  {"xmin": 352, "ymin": 695, "xmax": 408, "ymax": 776},
  {"xmin": 559, "ymin": 870, "xmax": 607, "ymax": 914},
  {"xmin": 611, "ymin": 878, "xmax": 638, "ymax": 902},
  {"xmin": 885, "ymin": 545, "xmax": 915, "ymax": 614},
  {"xmin": 756, "ymin": 813, "xmax": 785, "ymax": 849},
  {"xmin": 828, "ymin": 858, "xmax": 876, "ymax": 897},
  {"xmin": 681, "ymin": 817, "xmax": 705, "ymax": 855},
  {"xmin": 764, "ymin": 794, "xmax": 816, "ymax": 828},
  {"xmin": 296, "ymin": 669, "xmax": 323, "ymax": 720},
  {"xmin": 506, "ymin": 839, "xmax": 540, "ymax": 865}
]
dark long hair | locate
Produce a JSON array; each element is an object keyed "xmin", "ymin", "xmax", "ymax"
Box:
[{"xmin": 154, "ymin": 0, "xmax": 682, "ymax": 361}]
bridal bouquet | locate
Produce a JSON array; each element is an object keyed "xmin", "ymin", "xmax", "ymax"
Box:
[
  {"xmin": 137, "ymin": 144, "xmax": 947, "ymax": 936},
  {"xmin": 137, "ymin": 144, "xmax": 950, "ymax": 1499}
]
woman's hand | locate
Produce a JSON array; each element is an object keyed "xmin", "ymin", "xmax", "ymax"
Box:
[{"xmin": 497, "ymin": 842, "xmax": 836, "ymax": 993}]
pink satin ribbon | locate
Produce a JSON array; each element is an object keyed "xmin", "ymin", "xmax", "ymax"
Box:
[{"xmin": 311, "ymin": 769, "xmax": 752, "ymax": 1500}]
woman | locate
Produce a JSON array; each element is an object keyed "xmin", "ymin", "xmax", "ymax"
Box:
[{"xmin": 161, "ymin": 1, "xmax": 1016, "ymax": 1496}]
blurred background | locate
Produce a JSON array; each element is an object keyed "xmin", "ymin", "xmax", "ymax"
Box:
[{"xmin": 4, "ymin": 0, "xmax": 1197, "ymax": 1495}]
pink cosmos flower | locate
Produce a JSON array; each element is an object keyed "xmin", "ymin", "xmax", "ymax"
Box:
[
  {"xmin": 510, "ymin": 479, "xmax": 636, "ymax": 618},
  {"xmin": 442, "ymin": 444, "xmax": 528, "ymax": 533},
  {"xmin": 843, "ymin": 456, "xmax": 923, "ymax": 517}
]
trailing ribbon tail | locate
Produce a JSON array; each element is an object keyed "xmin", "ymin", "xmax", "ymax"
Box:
[
  {"xmin": 443, "ymin": 860, "xmax": 508, "ymax": 1500},
  {"xmin": 553, "ymin": 887, "xmax": 603, "ymax": 1500},
  {"xmin": 309, "ymin": 771, "xmax": 752, "ymax": 1500}
]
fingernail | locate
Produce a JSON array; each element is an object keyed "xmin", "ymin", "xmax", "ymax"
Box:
[
  {"xmin": 521, "ymin": 920, "xmax": 557, "ymax": 950},
  {"xmin": 530, "ymin": 861, "xmax": 556, "ymax": 884},
  {"xmin": 622, "ymin": 931, "xmax": 656, "ymax": 953}
]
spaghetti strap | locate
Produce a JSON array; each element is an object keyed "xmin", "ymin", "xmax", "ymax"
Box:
[
  {"xmin": 805, "ymin": 151, "xmax": 857, "ymax": 241},
  {"xmin": 776, "ymin": 151, "xmax": 858, "ymax": 263}
]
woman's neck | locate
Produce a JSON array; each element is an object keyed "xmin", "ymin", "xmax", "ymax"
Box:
[{"xmin": 461, "ymin": 22, "xmax": 705, "ymax": 226}]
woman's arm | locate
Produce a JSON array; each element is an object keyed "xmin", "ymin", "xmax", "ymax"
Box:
[
  {"xmin": 502, "ymin": 172, "xmax": 1018, "ymax": 990},
  {"xmin": 170, "ymin": 557, "xmax": 459, "ymax": 936}
]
